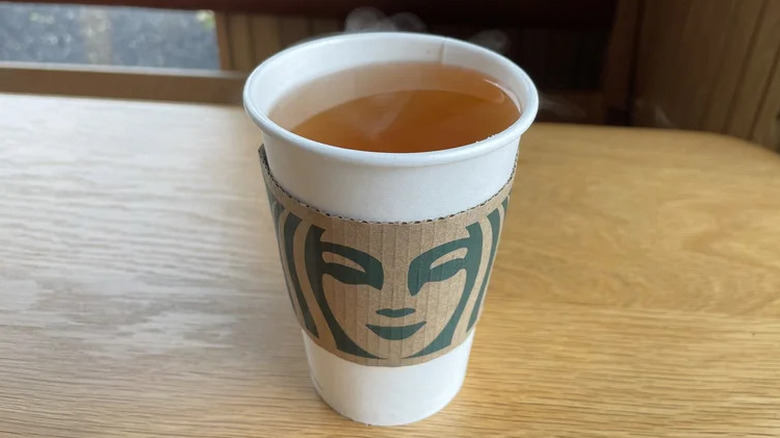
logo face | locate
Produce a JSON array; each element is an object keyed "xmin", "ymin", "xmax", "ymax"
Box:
[{"xmin": 266, "ymin": 188, "xmax": 509, "ymax": 366}]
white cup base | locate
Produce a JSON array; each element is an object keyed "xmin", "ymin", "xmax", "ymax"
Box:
[{"xmin": 302, "ymin": 330, "xmax": 475, "ymax": 426}]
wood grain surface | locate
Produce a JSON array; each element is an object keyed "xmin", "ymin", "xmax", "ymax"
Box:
[{"xmin": 2, "ymin": 94, "xmax": 780, "ymax": 437}]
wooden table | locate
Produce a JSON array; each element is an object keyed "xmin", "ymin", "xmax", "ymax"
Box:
[{"xmin": 2, "ymin": 93, "xmax": 780, "ymax": 437}]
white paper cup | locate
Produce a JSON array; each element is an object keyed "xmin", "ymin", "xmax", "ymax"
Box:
[{"xmin": 244, "ymin": 32, "xmax": 538, "ymax": 426}]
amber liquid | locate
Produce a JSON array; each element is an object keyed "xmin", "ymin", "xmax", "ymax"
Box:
[{"xmin": 272, "ymin": 62, "xmax": 520, "ymax": 153}]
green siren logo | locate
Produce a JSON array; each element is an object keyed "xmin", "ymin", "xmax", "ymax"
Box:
[{"xmin": 262, "ymin": 152, "xmax": 512, "ymax": 366}]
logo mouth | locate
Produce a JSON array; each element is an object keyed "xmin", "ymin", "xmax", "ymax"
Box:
[{"xmin": 366, "ymin": 321, "xmax": 426, "ymax": 340}]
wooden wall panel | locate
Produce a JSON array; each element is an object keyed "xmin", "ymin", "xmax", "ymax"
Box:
[
  {"xmin": 250, "ymin": 15, "xmax": 282, "ymax": 64},
  {"xmin": 216, "ymin": 13, "xmax": 340, "ymax": 71},
  {"xmin": 700, "ymin": 0, "xmax": 765, "ymax": 133},
  {"xmin": 670, "ymin": 0, "xmax": 735, "ymax": 129},
  {"xmin": 633, "ymin": 0, "xmax": 691, "ymax": 127},
  {"xmin": 310, "ymin": 18, "xmax": 340, "ymax": 35},
  {"xmin": 278, "ymin": 16, "xmax": 311, "ymax": 48},
  {"xmin": 725, "ymin": 1, "xmax": 780, "ymax": 140},
  {"xmin": 634, "ymin": 0, "xmax": 780, "ymax": 150},
  {"xmin": 751, "ymin": 54, "xmax": 780, "ymax": 150},
  {"xmin": 602, "ymin": 0, "xmax": 641, "ymax": 124},
  {"xmin": 214, "ymin": 12, "xmax": 233, "ymax": 70},
  {"xmin": 225, "ymin": 13, "xmax": 255, "ymax": 72}
]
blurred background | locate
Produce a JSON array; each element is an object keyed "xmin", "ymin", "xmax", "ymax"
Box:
[{"xmin": 0, "ymin": 0, "xmax": 778, "ymax": 151}]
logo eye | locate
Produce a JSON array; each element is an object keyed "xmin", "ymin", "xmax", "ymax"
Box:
[
  {"xmin": 323, "ymin": 252, "xmax": 366, "ymax": 273},
  {"xmin": 428, "ymin": 247, "xmax": 467, "ymax": 271},
  {"xmin": 426, "ymin": 249, "xmax": 466, "ymax": 284},
  {"xmin": 321, "ymin": 242, "xmax": 383, "ymax": 289},
  {"xmin": 408, "ymin": 239, "xmax": 471, "ymax": 296}
]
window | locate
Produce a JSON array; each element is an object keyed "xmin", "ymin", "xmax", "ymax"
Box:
[{"xmin": 0, "ymin": 2, "xmax": 218, "ymax": 69}]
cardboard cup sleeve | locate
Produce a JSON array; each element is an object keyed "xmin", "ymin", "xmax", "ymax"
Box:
[{"xmin": 260, "ymin": 146, "xmax": 514, "ymax": 367}]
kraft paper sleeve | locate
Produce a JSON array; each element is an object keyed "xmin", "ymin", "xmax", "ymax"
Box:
[{"xmin": 260, "ymin": 146, "xmax": 514, "ymax": 366}]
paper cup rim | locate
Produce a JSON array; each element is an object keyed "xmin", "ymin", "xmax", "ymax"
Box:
[{"xmin": 243, "ymin": 32, "xmax": 538, "ymax": 167}]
